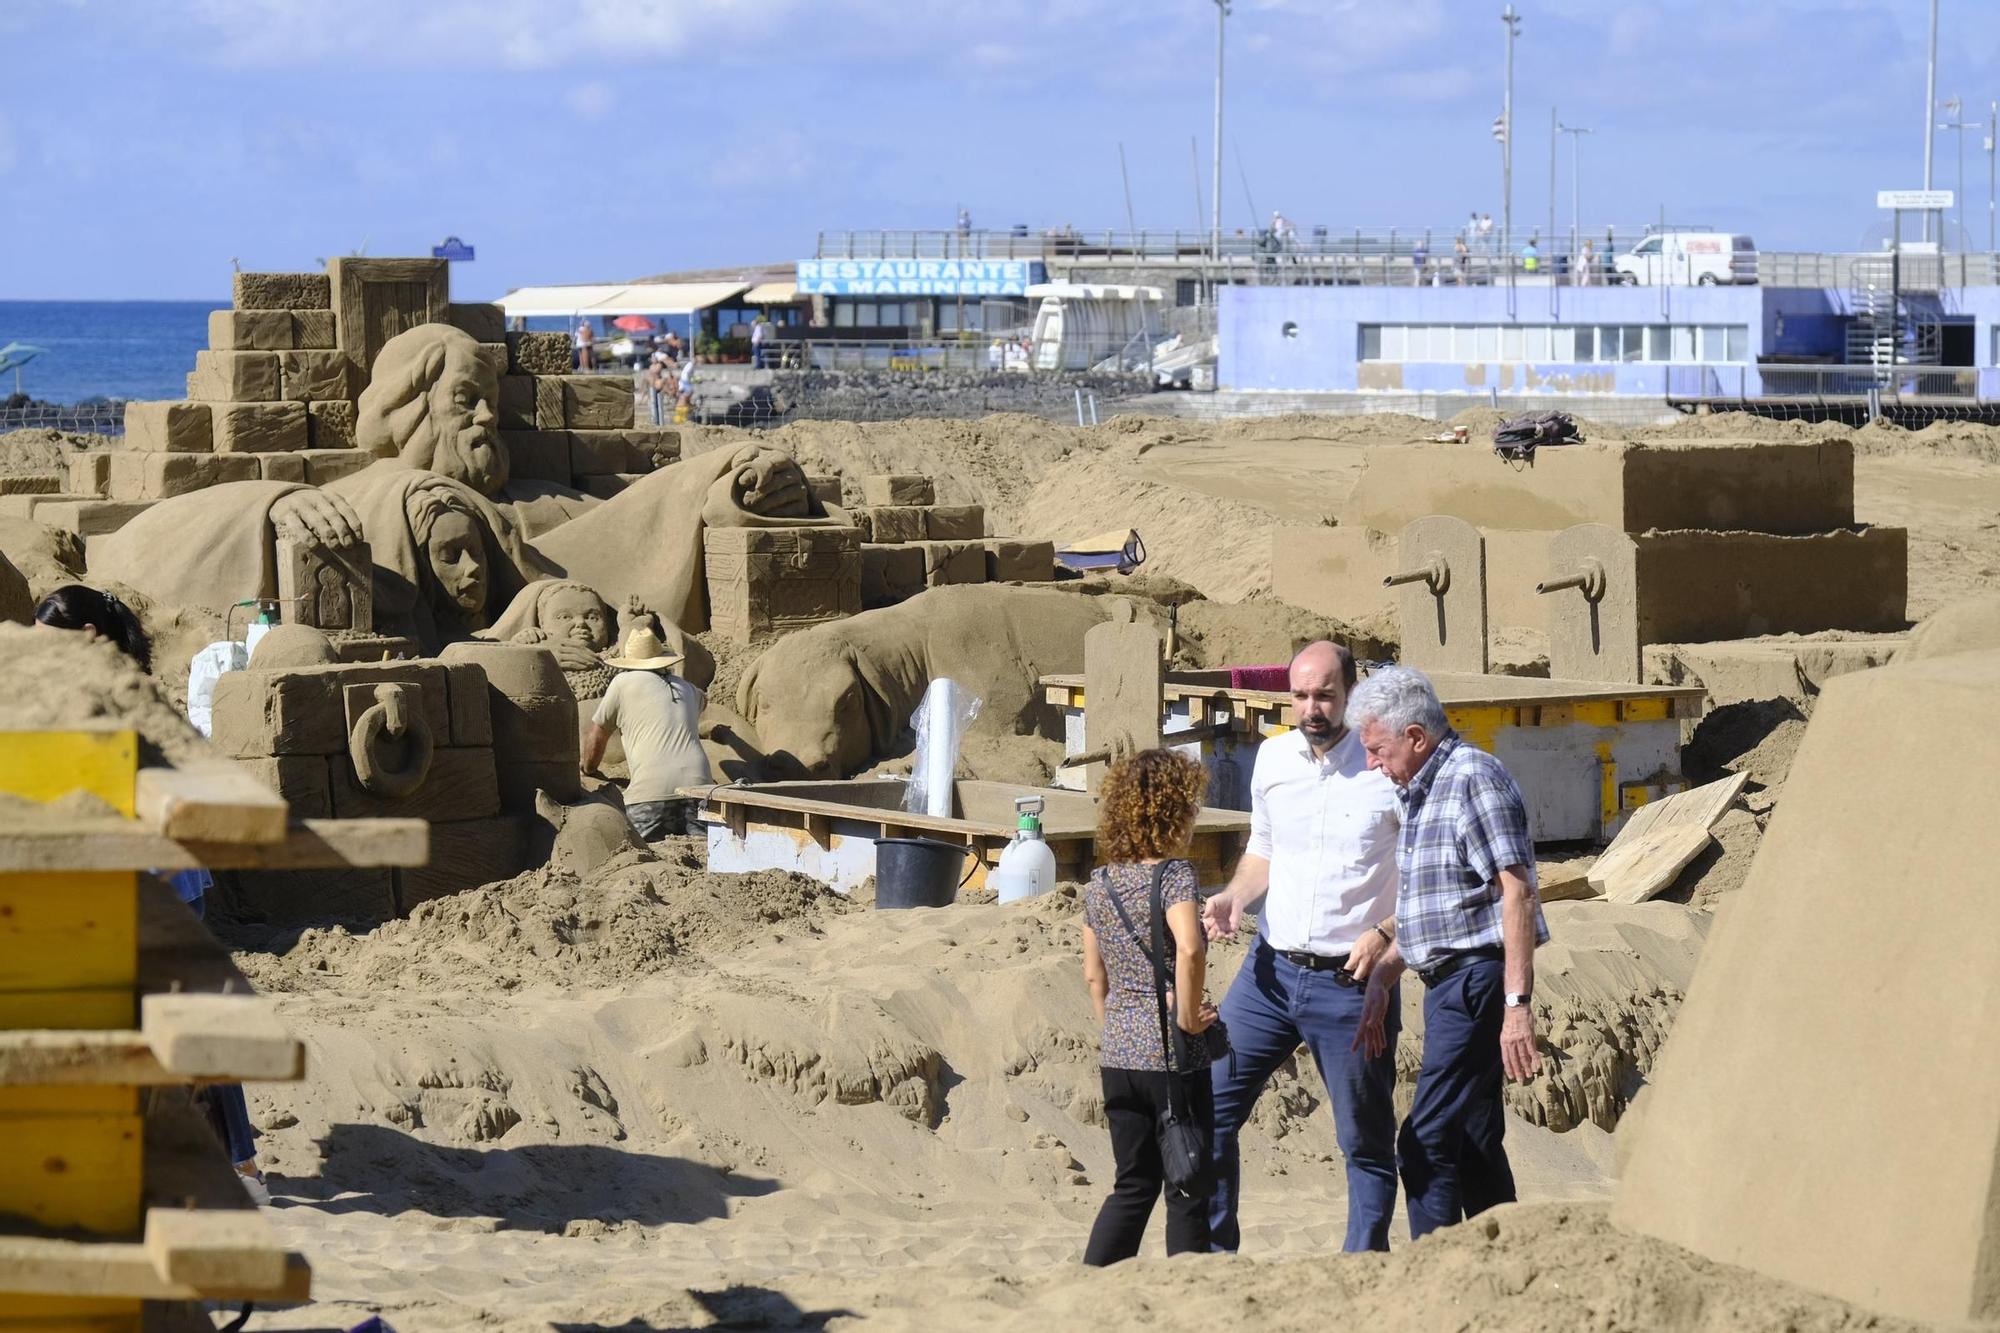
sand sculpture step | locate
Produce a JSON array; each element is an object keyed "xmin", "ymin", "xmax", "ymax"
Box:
[
  {"xmin": 1612, "ymin": 648, "xmax": 2000, "ymax": 1325},
  {"xmin": 1386, "ymin": 515, "xmax": 1489, "ymax": 674}
]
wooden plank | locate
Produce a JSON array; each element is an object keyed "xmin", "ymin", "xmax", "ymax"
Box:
[
  {"xmin": 140, "ymin": 995, "xmax": 300, "ymax": 1082},
  {"xmin": 0, "ymin": 1030, "xmax": 166, "ymax": 1087},
  {"xmin": 0, "ymin": 1291, "xmax": 141, "ymax": 1328},
  {"xmin": 0, "ymin": 817, "xmax": 429, "ymax": 872},
  {"xmin": 0, "ymin": 990, "xmax": 133, "ymax": 1031},
  {"xmin": 0, "ymin": 1108, "xmax": 143, "ymax": 1233},
  {"xmin": 1588, "ymin": 823, "xmax": 1715, "ymax": 905},
  {"xmin": 133, "ymin": 764, "xmax": 286, "ymax": 846},
  {"xmin": 144, "ymin": 1209, "xmax": 287, "ymax": 1296},
  {"xmin": 0, "ymin": 873, "xmax": 136, "ymax": 992},
  {"xmin": 1615, "ymin": 770, "xmax": 1748, "ymax": 844},
  {"xmin": 0, "ymin": 1235, "xmax": 307, "ymax": 1303},
  {"xmin": 0, "ymin": 730, "xmax": 137, "ymax": 815}
]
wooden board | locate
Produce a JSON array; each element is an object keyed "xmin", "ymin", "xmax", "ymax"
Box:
[
  {"xmin": 0, "ymin": 729, "xmax": 137, "ymax": 815},
  {"xmin": 1587, "ymin": 772, "xmax": 1749, "ymax": 905},
  {"xmin": 0, "ymin": 872, "xmax": 136, "ymax": 992},
  {"xmin": 0, "ymin": 1237, "xmax": 307, "ymax": 1304},
  {"xmin": 0, "ymin": 817, "xmax": 428, "ymax": 872},
  {"xmin": 134, "ymin": 764, "xmax": 287, "ymax": 845},
  {"xmin": 0, "ymin": 1105, "xmax": 142, "ymax": 1233},
  {"xmin": 141, "ymin": 1092, "xmax": 288, "ymax": 1292}
]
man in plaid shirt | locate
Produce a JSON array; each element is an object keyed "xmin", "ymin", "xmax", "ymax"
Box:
[{"xmin": 1340, "ymin": 665, "xmax": 1549, "ymax": 1238}]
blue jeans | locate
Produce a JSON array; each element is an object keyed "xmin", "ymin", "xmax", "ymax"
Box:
[
  {"xmin": 185, "ymin": 892, "xmax": 259, "ymax": 1166},
  {"xmin": 1400, "ymin": 956, "xmax": 1516, "ymax": 1238},
  {"xmin": 1208, "ymin": 938, "xmax": 1401, "ymax": 1252}
]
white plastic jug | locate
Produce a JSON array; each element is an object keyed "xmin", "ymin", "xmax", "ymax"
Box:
[{"xmin": 993, "ymin": 797, "xmax": 1057, "ymax": 904}]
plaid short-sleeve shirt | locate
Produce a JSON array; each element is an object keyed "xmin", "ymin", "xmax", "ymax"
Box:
[{"xmin": 1393, "ymin": 731, "xmax": 1548, "ymax": 973}]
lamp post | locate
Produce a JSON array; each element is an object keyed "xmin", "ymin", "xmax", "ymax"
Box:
[
  {"xmin": 1501, "ymin": 5, "xmax": 1521, "ymax": 292},
  {"xmin": 1938, "ymin": 97, "xmax": 1975, "ymax": 250},
  {"xmin": 1988, "ymin": 101, "xmax": 1996, "ymax": 253},
  {"xmin": 1923, "ymin": 0, "xmax": 1939, "ymax": 241},
  {"xmin": 1558, "ymin": 119, "xmax": 1592, "ymax": 269},
  {"xmin": 1211, "ymin": 0, "xmax": 1230, "ymax": 266}
]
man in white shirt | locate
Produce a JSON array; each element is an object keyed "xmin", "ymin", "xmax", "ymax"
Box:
[
  {"xmin": 1202, "ymin": 640, "xmax": 1402, "ymax": 1252},
  {"xmin": 583, "ymin": 620, "xmax": 713, "ymax": 839}
]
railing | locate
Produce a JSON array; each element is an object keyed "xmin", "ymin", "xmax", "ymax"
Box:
[
  {"xmin": 1666, "ymin": 363, "xmax": 1985, "ymax": 402},
  {"xmin": 0, "ymin": 403, "xmax": 125, "ymax": 436},
  {"xmin": 753, "ymin": 334, "xmax": 1160, "ymax": 376},
  {"xmin": 814, "ymin": 226, "xmax": 1666, "ymax": 264},
  {"xmin": 1758, "ymin": 252, "xmax": 2000, "ymax": 289}
]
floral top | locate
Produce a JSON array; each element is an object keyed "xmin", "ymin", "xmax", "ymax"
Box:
[{"xmin": 1084, "ymin": 859, "xmax": 1210, "ymax": 1073}]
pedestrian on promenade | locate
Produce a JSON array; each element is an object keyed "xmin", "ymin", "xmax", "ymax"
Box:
[
  {"xmin": 1344, "ymin": 665, "xmax": 1548, "ymax": 1239},
  {"xmin": 1081, "ymin": 749, "xmax": 1220, "ymax": 1265},
  {"xmin": 750, "ymin": 314, "xmax": 770, "ymax": 370},
  {"xmin": 575, "ymin": 317, "xmax": 597, "ymax": 371},
  {"xmin": 1201, "ymin": 641, "xmax": 1403, "ymax": 1252}
]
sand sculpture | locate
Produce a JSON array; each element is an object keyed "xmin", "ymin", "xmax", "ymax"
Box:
[
  {"xmin": 356, "ymin": 323, "xmax": 511, "ymax": 496},
  {"xmin": 1613, "ymin": 648, "xmax": 2000, "ymax": 1324},
  {"xmin": 1897, "ymin": 592, "xmax": 2000, "ymax": 662},
  {"xmin": 736, "ymin": 584, "xmax": 1129, "ymax": 778},
  {"xmin": 0, "ymin": 549, "xmax": 28, "ymax": 624},
  {"xmin": 535, "ymin": 444, "xmax": 842, "ymax": 633}
]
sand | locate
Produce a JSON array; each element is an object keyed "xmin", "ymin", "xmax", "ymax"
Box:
[
  {"xmin": 7, "ymin": 408, "xmax": 1996, "ymax": 1328},
  {"xmin": 0, "ymin": 620, "xmax": 208, "ymax": 765}
]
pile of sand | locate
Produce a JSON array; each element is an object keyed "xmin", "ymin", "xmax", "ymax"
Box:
[
  {"xmin": 0, "ymin": 426, "xmax": 114, "ymax": 476},
  {"xmin": 0, "ymin": 621, "xmax": 206, "ymax": 765}
]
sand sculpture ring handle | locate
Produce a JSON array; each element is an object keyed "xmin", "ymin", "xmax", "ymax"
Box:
[
  {"xmin": 349, "ymin": 683, "xmax": 434, "ymax": 798},
  {"xmin": 1382, "ymin": 551, "xmax": 1451, "ymax": 597},
  {"xmin": 1535, "ymin": 558, "xmax": 1607, "ymax": 602}
]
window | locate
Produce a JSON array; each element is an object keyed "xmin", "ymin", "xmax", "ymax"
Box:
[
  {"xmin": 1450, "ymin": 326, "xmax": 1476, "ymax": 360},
  {"xmin": 1359, "ymin": 325, "xmax": 1382, "ymax": 359},
  {"xmin": 1620, "ymin": 326, "xmax": 1645, "ymax": 362},
  {"xmin": 1475, "ymin": 326, "xmax": 1498, "ymax": 361},
  {"xmin": 1726, "ymin": 326, "xmax": 1749, "ymax": 361},
  {"xmin": 1634, "ymin": 236, "xmax": 1662, "ymax": 255},
  {"xmin": 1501, "ymin": 326, "xmax": 1523, "ymax": 361},
  {"xmin": 1282, "ymin": 321, "xmax": 1300, "ymax": 339},
  {"xmin": 834, "ymin": 303, "xmax": 856, "ymax": 328},
  {"xmin": 1666, "ymin": 326, "xmax": 1691, "ymax": 361},
  {"xmin": 1382, "ymin": 326, "xmax": 1407, "ymax": 360}
]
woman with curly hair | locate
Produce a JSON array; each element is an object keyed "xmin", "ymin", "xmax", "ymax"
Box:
[{"xmin": 1081, "ymin": 748, "xmax": 1219, "ymax": 1264}]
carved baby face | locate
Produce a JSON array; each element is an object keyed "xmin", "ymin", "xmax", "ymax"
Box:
[
  {"xmin": 426, "ymin": 509, "xmax": 489, "ymax": 616},
  {"xmin": 543, "ymin": 586, "xmax": 612, "ymax": 651},
  {"xmin": 424, "ymin": 344, "xmax": 509, "ymax": 496}
]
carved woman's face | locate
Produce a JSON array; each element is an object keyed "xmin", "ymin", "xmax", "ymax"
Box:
[
  {"xmin": 426, "ymin": 509, "xmax": 489, "ymax": 616},
  {"xmin": 542, "ymin": 585, "xmax": 612, "ymax": 651}
]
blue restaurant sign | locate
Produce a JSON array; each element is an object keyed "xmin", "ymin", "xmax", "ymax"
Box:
[
  {"xmin": 432, "ymin": 236, "xmax": 476, "ymax": 262},
  {"xmin": 797, "ymin": 259, "xmax": 1041, "ymax": 297}
]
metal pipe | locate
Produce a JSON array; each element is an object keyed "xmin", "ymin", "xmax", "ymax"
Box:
[
  {"xmin": 1501, "ymin": 5, "xmax": 1520, "ymax": 310},
  {"xmin": 1212, "ymin": 1, "xmax": 1229, "ymax": 263},
  {"xmin": 1924, "ymin": 0, "xmax": 1939, "ymax": 242}
]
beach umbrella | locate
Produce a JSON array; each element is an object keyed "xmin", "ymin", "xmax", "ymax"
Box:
[
  {"xmin": 0, "ymin": 342, "xmax": 46, "ymax": 395},
  {"xmin": 611, "ymin": 315, "xmax": 656, "ymax": 333}
]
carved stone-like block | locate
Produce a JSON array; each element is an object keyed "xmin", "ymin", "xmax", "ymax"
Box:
[{"xmin": 276, "ymin": 534, "xmax": 373, "ymax": 632}]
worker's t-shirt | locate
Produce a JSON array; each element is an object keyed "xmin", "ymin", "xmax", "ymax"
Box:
[{"xmin": 592, "ymin": 671, "xmax": 711, "ymax": 802}]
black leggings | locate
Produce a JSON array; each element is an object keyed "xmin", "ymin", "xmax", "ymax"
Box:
[{"xmin": 1083, "ymin": 1066, "xmax": 1214, "ymax": 1265}]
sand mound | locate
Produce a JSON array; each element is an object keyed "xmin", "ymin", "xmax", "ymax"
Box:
[
  {"xmin": 1854, "ymin": 415, "xmax": 2000, "ymax": 463},
  {"xmin": 1899, "ymin": 592, "xmax": 2000, "ymax": 660},
  {"xmin": 1636, "ymin": 412, "xmax": 1851, "ymax": 445},
  {"xmin": 235, "ymin": 853, "xmax": 856, "ymax": 994},
  {"xmin": 0, "ymin": 515, "xmax": 84, "ymax": 594},
  {"xmin": 1682, "ymin": 697, "xmax": 1808, "ymax": 798},
  {"xmin": 0, "ymin": 426, "xmax": 115, "ymax": 475},
  {"xmin": 1173, "ymin": 594, "xmax": 1395, "ymax": 668},
  {"xmin": 0, "ymin": 621, "xmax": 206, "ymax": 765}
]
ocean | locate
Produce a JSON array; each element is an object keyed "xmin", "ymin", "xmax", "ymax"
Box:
[
  {"xmin": 0, "ymin": 300, "xmax": 217, "ymax": 404},
  {"xmin": 0, "ymin": 300, "xmax": 668, "ymax": 406}
]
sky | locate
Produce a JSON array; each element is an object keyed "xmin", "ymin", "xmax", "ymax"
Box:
[{"xmin": 4, "ymin": 0, "xmax": 2000, "ymax": 300}]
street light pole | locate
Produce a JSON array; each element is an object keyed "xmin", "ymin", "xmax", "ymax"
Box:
[
  {"xmin": 1923, "ymin": 0, "xmax": 1938, "ymax": 241},
  {"xmin": 1558, "ymin": 120, "xmax": 1593, "ymax": 267},
  {"xmin": 1938, "ymin": 98, "xmax": 1974, "ymax": 250},
  {"xmin": 1502, "ymin": 5, "xmax": 1521, "ymax": 292},
  {"xmin": 1212, "ymin": 0, "xmax": 1229, "ymax": 265},
  {"xmin": 1988, "ymin": 101, "xmax": 1996, "ymax": 252}
]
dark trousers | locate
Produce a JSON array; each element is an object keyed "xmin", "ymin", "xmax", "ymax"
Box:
[
  {"xmin": 1208, "ymin": 939, "xmax": 1401, "ymax": 1251},
  {"xmin": 186, "ymin": 894, "xmax": 259, "ymax": 1165},
  {"xmin": 1083, "ymin": 1066, "xmax": 1214, "ymax": 1265},
  {"xmin": 1401, "ymin": 956, "xmax": 1517, "ymax": 1237}
]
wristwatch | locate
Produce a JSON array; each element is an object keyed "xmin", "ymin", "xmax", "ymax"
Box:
[{"xmin": 1504, "ymin": 992, "xmax": 1532, "ymax": 1008}]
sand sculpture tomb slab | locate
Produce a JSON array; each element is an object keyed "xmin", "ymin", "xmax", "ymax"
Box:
[
  {"xmin": 1388, "ymin": 515, "xmax": 1488, "ymax": 674},
  {"xmin": 1612, "ymin": 649, "xmax": 2000, "ymax": 1325},
  {"xmin": 329, "ymin": 256, "xmax": 449, "ymax": 378},
  {"xmin": 1082, "ymin": 616, "xmax": 1164, "ymax": 792},
  {"xmin": 275, "ymin": 533, "xmax": 373, "ymax": 632}
]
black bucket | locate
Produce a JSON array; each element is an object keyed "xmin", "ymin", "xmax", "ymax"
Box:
[{"xmin": 873, "ymin": 836, "xmax": 976, "ymax": 910}]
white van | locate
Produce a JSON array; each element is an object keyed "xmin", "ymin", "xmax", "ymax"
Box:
[{"xmin": 1614, "ymin": 233, "xmax": 1757, "ymax": 286}]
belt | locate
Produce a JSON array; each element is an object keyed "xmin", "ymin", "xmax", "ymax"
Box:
[
  {"xmin": 1414, "ymin": 945, "xmax": 1506, "ymax": 986},
  {"xmin": 1276, "ymin": 947, "xmax": 1351, "ymax": 973}
]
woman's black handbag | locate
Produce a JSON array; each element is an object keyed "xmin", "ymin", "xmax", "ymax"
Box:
[{"xmin": 1105, "ymin": 861, "xmax": 1213, "ymax": 1198}]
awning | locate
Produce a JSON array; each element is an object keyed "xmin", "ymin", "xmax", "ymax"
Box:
[
  {"xmin": 499, "ymin": 281, "xmax": 750, "ymax": 319},
  {"xmin": 743, "ymin": 280, "xmax": 799, "ymax": 304}
]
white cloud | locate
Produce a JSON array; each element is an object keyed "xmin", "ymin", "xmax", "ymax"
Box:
[{"xmin": 564, "ymin": 80, "xmax": 614, "ymax": 122}]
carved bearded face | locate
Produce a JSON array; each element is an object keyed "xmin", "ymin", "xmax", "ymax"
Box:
[{"xmin": 357, "ymin": 325, "xmax": 511, "ymax": 497}]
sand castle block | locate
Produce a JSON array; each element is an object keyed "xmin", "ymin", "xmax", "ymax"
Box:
[
  {"xmin": 187, "ymin": 350, "xmax": 281, "ymax": 402},
  {"xmin": 560, "ymin": 375, "xmax": 635, "ymax": 430},
  {"xmin": 125, "ymin": 399, "xmax": 213, "ymax": 454},
  {"xmin": 805, "ymin": 474, "xmax": 842, "ymax": 508},
  {"xmin": 233, "ymin": 271, "xmax": 332, "ymax": 311},
  {"xmin": 497, "ymin": 375, "xmax": 535, "ymax": 429},
  {"xmin": 299, "ymin": 448, "xmax": 372, "ymax": 486},
  {"xmin": 437, "ymin": 641, "xmax": 582, "ymax": 810},
  {"xmin": 911, "ymin": 540, "xmax": 985, "ymax": 587},
  {"xmin": 446, "ymin": 302, "xmax": 507, "ymax": 343},
  {"xmin": 862, "ymin": 475, "xmax": 934, "ymax": 506},
  {"xmin": 1082, "ymin": 611, "xmax": 1164, "ymax": 792},
  {"xmin": 861, "ymin": 543, "xmax": 925, "ymax": 608},
  {"xmin": 506, "ymin": 331, "xmax": 572, "ymax": 376},
  {"xmin": 569, "ymin": 429, "xmax": 663, "ymax": 477},
  {"xmin": 531, "ymin": 376, "xmax": 566, "ymax": 429},
  {"xmin": 277, "ymin": 350, "xmax": 355, "ymax": 402},
  {"xmin": 1613, "ymin": 649, "xmax": 2000, "ymax": 1324},
  {"xmin": 68, "ymin": 452, "xmax": 113, "ymax": 496},
  {"xmin": 924, "ymin": 504, "xmax": 984, "ymax": 541},
  {"xmin": 305, "ymin": 399, "xmax": 356, "ymax": 450},
  {"xmin": 1388, "ymin": 515, "xmax": 1488, "ymax": 675},
  {"xmin": 984, "ymin": 539, "xmax": 1056, "ymax": 583},
  {"xmin": 116, "ymin": 453, "xmax": 259, "ymax": 500},
  {"xmin": 501, "ymin": 430, "xmax": 571, "ymax": 486},
  {"xmin": 291, "ymin": 309, "xmax": 337, "ymax": 348},
  {"xmin": 257, "ymin": 452, "xmax": 305, "ymax": 483},
  {"xmin": 865, "ymin": 506, "xmax": 926, "ymax": 544},
  {"xmin": 703, "ymin": 525, "xmax": 863, "ymax": 645},
  {"xmin": 209, "ymin": 309, "xmax": 295, "ymax": 351},
  {"xmin": 275, "ymin": 533, "xmax": 372, "ymax": 632},
  {"xmin": 1543, "ymin": 523, "xmax": 1909, "ymax": 683},
  {"xmin": 328, "ymin": 256, "xmax": 448, "ymax": 378},
  {"xmin": 210, "ymin": 661, "xmax": 456, "ymax": 758},
  {"xmin": 211, "ymin": 401, "xmax": 308, "ymax": 454}
]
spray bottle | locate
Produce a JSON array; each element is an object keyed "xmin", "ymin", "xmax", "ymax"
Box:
[{"xmin": 993, "ymin": 795, "xmax": 1057, "ymax": 904}]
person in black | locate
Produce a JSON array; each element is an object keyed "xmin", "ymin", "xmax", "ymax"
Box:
[{"xmin": 1080, "ymin": 749, "xmax": 1219, "ymax": 1264}]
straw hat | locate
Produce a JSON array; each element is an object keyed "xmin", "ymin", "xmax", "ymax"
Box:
[{"xmin": 603, "ymin": 623, "xmax": 683, "ymax": 672}]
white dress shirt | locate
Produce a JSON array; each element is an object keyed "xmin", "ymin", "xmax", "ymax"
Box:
[{"xmin": 1246, "ymin": 727, "xmax": 1400, "ymax": 955}]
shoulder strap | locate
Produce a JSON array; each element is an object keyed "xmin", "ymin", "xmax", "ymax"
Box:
[{"xmin": 1148, "ymin": 863, "xmax": 1194, "ymax": 1117}]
